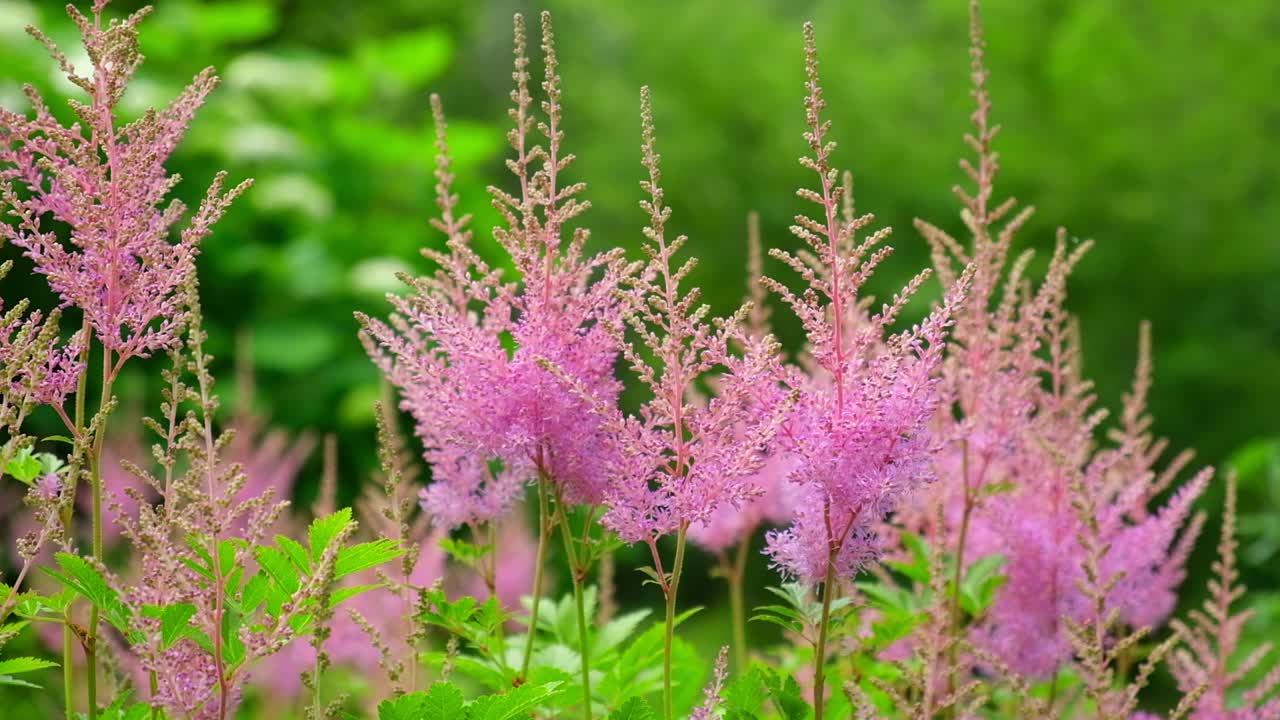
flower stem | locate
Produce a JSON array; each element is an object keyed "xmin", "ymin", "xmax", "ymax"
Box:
[
  {"xmin": 520, "ymin": 477, "xmax": 551, "ymax": 681},
  {"xmin": 554, "ymin": 499, "xmax": 592, "ymax": 720},
  {"xmin": 728, "ymin": 539, "xmax": 750, "ymax": 674},
  {"xmin": 86, "ymin": 348, "xmax": 115, "ymax": 720},
  {"xmin": 663, "ymin": 524, "xmax": 689, "ymax": 720},
  {"xmin": 813, "ymin": 552, "xmax": 837, "ymax": 720},
  {"xmin": 63, "ymin": 317, "xmax": 90, "ymax": 720}
]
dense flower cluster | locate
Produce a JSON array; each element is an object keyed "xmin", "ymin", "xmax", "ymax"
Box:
[
  {"xmin": 908, "ymin": 5, "xmax": 1211, "ymax": 680},
  {"xmin": 359, "ymin": 15, "xmax": 633, "ymax": 531},
  {"xmin": 761, "ymin": 24, "xmax": 965, "ymax": 585},
  {"xmin": 0, "ymin": 5, "xmax": 248, "ymax": 369}
]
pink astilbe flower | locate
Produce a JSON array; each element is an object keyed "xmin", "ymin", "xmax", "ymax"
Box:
[
  {"xmin": 689, "ymin": 215, "xmax": 798, "ymax": 555},
  {"xmin": 0, "ymin": 2, "xmax": 249, "ymax": 373},
  {"xmin": 763, "ymin": 24, "xmax": 960, "ymax": 584},
  {"xmin": 911, "ymin": 1, "xmax": 1210, "ymax": 680},
  {"xmin": 1168, "ymin": 475, "xmax": 1280, "ymax": 720},
  {"xmin": 0, "ymin": 262, "xmax": 86, "ymax": 431},
  {"xmin": 689, "ymin": 646, "xmax": 730, "ymax": 720},
  {"xmin": 359, "ymin": 15, "xmax": 633, "ymax": 529},
  {"xmin": 589, "ymin": 86, "xmax": 788, "ymax": 546}
]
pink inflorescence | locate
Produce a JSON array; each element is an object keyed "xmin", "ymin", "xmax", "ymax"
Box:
[
  {"xmin": 579, "ymin": 86, "xmax": 789, "ymax": 545},
  {"xmin": 908, "ymin": 2, "xmax": 1210, "ymax": 680},
  {"xmin": 360, "ymin": 15, "xmax": 631, "ymax": 529},
  {"xmin": 762, "ymin": 24, "xmax": 961, "ymax": 584},
  {"xmin": 0, "ymin": 4, "xmax": 248, "ymax": 370}
]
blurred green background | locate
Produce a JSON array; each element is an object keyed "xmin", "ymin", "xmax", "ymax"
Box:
[{"xmin": 2, "ymin": 0, "xmax": 1279, "ymax": 679}]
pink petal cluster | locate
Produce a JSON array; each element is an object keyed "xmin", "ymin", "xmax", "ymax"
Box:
[
  {"xmin": 0, "ymin": 3, "xmax": 248, "ymax": 369},
  {"xmin": 360, "ymin": 16, "xmax": 631, "ymax": 528},
  {"xmin": 0, "ymin": 269, "xmax": 86, "ymax": 415},
  {"xmin": 910, "ymin": 7, "xmax": 1209, "ymax": 679},
  {"xmin": 689, "ymin": 219, "xmax": 798, "ymax": 555},
  {"xmin": 763, "ymin": 25, "xmax": 959, "ymax": 583},
  {"xmin": 586, "ymin": 87, "xmax": 788, "ymax": 544}
]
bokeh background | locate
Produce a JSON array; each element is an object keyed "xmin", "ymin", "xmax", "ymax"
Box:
[{"xmin": 2, "ymin": 0, "xmax": 1279, "ymax": 705}]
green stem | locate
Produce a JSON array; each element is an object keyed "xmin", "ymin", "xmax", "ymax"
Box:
[
  {"xmin": 663, "ymin": 524, "xmax": 689, "ymax": 720},
  {"xmin": 520, "ymin": 478, "xmax": 551, "ymax": 680},
  {"xmin": 814, "ymin": 552, "xmax": 837, "ymax": 720},
  {"xmin": 63, "ymin": 317, "xmax": 90, "ymax": 720},
  {"xmin": 86, "ymin": 349, "xmax": 114, "ymax": 720},
  {"xmin": 728, "ymin": 539, "xmax": 750, "ymax": 674},
  {"xmin": 554, "ymin": 500, "xmax": 592, "ymax": 720},
  {"xmin": 149, "ymin": 671, "xmax": 160, "ymax": 720}
]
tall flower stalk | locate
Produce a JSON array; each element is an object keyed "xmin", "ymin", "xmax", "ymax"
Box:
[
  {"xmin": 563, "ymin": 86, "xmax": 789, "ymax": 720},
  {"xmin": 763, "ymin": 23, "xmax": 963, "ymax": 720},
  {"xmin": 688, "ymin": 213, "xmax": 796, "ymax": 673},
  {"xmin": 1, "ymin": 3, "xmax": 247, "ymax": 716},
  {"xmin": 359, "ymin": 12, "xmax": 634, "ymax": 714},
  {"xmin": 911, "ymin": 0, "xmax": 1210, "ymax": 685}
]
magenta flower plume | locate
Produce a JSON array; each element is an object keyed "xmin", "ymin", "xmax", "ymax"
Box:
[
  {"xmin": 0, "ymin": 3, "xmax": 249, "ymax": 372},
  {"xmin": 581, "ymin": 86, "xmax": 788, "ymax": 546},
  {"xmin": 911, "ymin": 1, "xmax": 1210, "ymax": 679},
  {"xmin": 359, "ymin": 14, "xmax": 633, "ymax": 529},
  {"xmin": 689, "ymin": 216, "xmax": 798, "ymax": 554},
  {"xmin": 763, "ymin": 24, "xmax": 962, "ymax": 584},
  {"xmin": 1, "ymin": 262, "xmax": 86, "ymax": 428}
]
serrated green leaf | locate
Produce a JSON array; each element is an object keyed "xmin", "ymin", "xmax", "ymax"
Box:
[
  {"xmin": 335, "ymin": 539, "xmax": 404, "ymax": 580},
  {"xmin": 469, "ymin": 681, "xmax": 563, "ymax": 720},
  {"xmin": 725, "ymin": 667, "xmax": 767, "ymax": 714},
  {"xmin": 329, "ymin": 583, "xmax": 382, "ymax": 609},
  {"xmin": 0, "ymin": 657, "xmax": 58, "ymax": 675},
  {"xmin": 608, "ymin": 696, "xmax": 656, "ymax": 720},
  {"xmin": 254, "ymin": 546, "xmax": 301, "ymax": 595},
  {"xmin": 761, "ymin": 668, "xmax": 811, "ymax": 720},
  {"xmin": 277, "ymin": 535, "xmax": 311, "ymax": 574},
  {"xmin": 150, "ymin": 603, "xmax": 197, "ymax": 650},
  {"xmin": 43, "ymin": 554, "xmax": 131, "ymax": 631},
  {"xmin": 309, "ymin": 508, "xmax": 354, "ymax": 563}
]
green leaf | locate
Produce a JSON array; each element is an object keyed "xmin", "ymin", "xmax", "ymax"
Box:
[
  {"xmin": 439, "ymin": 536, "xmax": 494, "ymax": 568},
  {"xmin": 725, "ymin": 667, "xmax": 767, "ymax": 715},
  {"xmin": 608, "ymin": 696, "xmax": 656, "ymax": 720},
  {"xmin": 469, "ymin": 681, "xmax": 563, "ymax": 720},
  {"xmin": 4, "ymin": 447, "xmax": 42, "ymax": 484},
  {"xmin": 378, "ymin": 682, "xmax": 469, "ymax": 720},
  {"xmin": 960, "ymin": 554, "xmax": 1007, "ymax": 616},
  {"xmin": 277, "ymin": 535, "xmax": 311, "ymax": 574},
  {"xmin": 43, "ymin": 554, "xmax": 131, "ymax": 631},
  {"xmin": 377, "ymin": 691, "xmax": 426, "ymax": 720},
  {"xmin": 422, "ymin": 681, "xmax": 466, "ymax": 719},
  {"xmin": 309, "ymin": 508, "xmax": 354, "ymax": 563},
  {"xmin": 329, "ymin": 583, "xmax": 382, "ymax": 609},
  {"xmin": 254, "ymin": 546, "xmax": 301, "ymax": 595},
  {"xmin": 593, "ymin": 609, "xmax": 651, "ymax": 656},
  {"xmin": 761, "ymin": 668, "xmax": 811, "ymax": 720},
  {"xmin": 0, "ymin": 657, "xmax": 58, "ymax": 675},
  {"xmin": 335, "ymin": 539, "xmax": 404, "ymax": 580},
  {"xmin": 0, "ymin": 656, "xmax": 58, "ymax": 689},
  {"xmin": 144, "ymin": 603, "xmax": 198, "ymax": 650}
]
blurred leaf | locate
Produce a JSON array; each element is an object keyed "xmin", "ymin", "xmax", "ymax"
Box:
[
  {"xmin": 355, "ymin": 28, "xmax": 452, "ymax": 90},
  {"xmin": 250, "ymin": 320, "xmax": 337, "ymax": 372}
]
